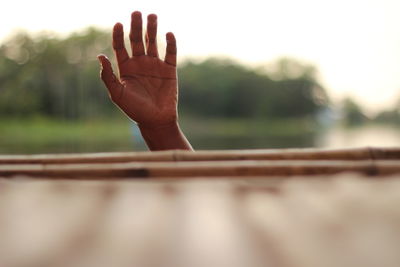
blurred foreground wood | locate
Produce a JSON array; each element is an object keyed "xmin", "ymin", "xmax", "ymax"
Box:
[
  {"xmin": 1, "ymin": 175, "xmax": 400, "ymax": 267},
  {"xmin": 1, "ymin": 147, "xmax": 400, "ymax": 267}
]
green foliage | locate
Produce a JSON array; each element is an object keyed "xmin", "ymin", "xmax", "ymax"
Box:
[
  {"xmin": 0, "ymin": 28, "xmax": 116, "ymax": 119},
  {"xmin": 179, "ymin": 57, "xmax": 329, "ymax": 119}
]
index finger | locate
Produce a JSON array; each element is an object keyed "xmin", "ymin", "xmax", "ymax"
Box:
[{"xmin": 112, "ymin": 23, "xmax": 130, "ymax": 65}]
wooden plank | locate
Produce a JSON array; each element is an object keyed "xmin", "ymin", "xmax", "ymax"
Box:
[{"xmin": 1, "ymin": 160, "xmax": 400, "ymax": 178}]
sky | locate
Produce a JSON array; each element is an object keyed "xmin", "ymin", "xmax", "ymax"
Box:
[{"xmin": 1, "ymin": 0, "xmax": 400, "ymax": 114}]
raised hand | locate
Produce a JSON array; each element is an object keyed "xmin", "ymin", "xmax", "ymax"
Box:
[
  {"xmin": 98, "ymin": 11, "xmax": 178, "ymax": 127},
  {"xmin": 98, "ymin": 11, "xmax": 192, "ymax": 151}
]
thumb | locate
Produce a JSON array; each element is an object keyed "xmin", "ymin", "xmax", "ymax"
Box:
[{"xmin": 97, "ymin": 54, "xmax": 123, "ymax": 102}]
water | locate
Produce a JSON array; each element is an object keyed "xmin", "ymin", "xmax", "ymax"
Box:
[
  {"xmin": 188, "ymin": 124, "xmax": 400, "ymax": 150},
  {"xmin": 0, "ymin": 124, "xmax": 399, "ymax": 154},
  {"xmin": 316, "ymin": 124, "xmax": 400, "ymax": 148}
]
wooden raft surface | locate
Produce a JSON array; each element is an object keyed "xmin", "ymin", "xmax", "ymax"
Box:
[
  {"xmin": 0, "ymin": 174, "xmax": 400, "ymax": 267},
  {"xmin": 1, "ymin": 148, "xmax": 400, "ymax": 267}
]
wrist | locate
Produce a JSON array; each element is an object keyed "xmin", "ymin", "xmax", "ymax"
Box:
[
  {"xmin": 138, "ymin": 121, "xmax": 193, "ymax": 151},
  {"xmin": 138, "ymin": 120, "xmax": 179, "ymax": 132}
]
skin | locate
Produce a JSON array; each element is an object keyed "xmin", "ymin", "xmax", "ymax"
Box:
[{"xmin": 98, "ymin": 11, "xmax": 193, "ymax": 151}]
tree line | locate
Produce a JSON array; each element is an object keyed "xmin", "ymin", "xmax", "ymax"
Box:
[{"xmin": 0, "ymin": 28, "xmax": 330, "ymax": 120}]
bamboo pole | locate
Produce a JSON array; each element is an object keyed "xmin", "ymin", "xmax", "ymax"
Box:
[
  {"xmin": 173, "ymin": 147, "xmax": 393, "ymax": 161},
  {"xmin": 1, "ymin": 147, "xmax": 400, "ymax": 164},
  {"xmin": 1, "ymin": 160, "xmax": 400, "ymax": 179},
  {"xmin": 0, "ymin": 151, "xmax": 175, "ymax": 164}
]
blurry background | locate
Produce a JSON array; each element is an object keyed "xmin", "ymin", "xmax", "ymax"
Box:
[{"xmin": 0, "ymin": 0, "xmax": 399, "ymax": 153}]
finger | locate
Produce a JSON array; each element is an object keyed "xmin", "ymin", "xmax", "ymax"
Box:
[
  {"xmin": 164, "ymin": 32, "xmax": 177, "ymax": 66},
  {"xmin": 112, "ymin": 23, "xmax": 130, "ymax": 65},
  {"xmin": 97, "ymin": 55, "xmax": 123, "ymax": 102},
  {"xmin": 129, "ymin": 11, "xmax": 145, "ymax": 56},
  {"xmin": 146, "ymin": 14, "xmax": 159, "ymax": 57}
]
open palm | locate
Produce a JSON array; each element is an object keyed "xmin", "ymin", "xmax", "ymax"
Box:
[{"xmin": 98, "ymin": 12, "xmax": 179, "ymax": 127}]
